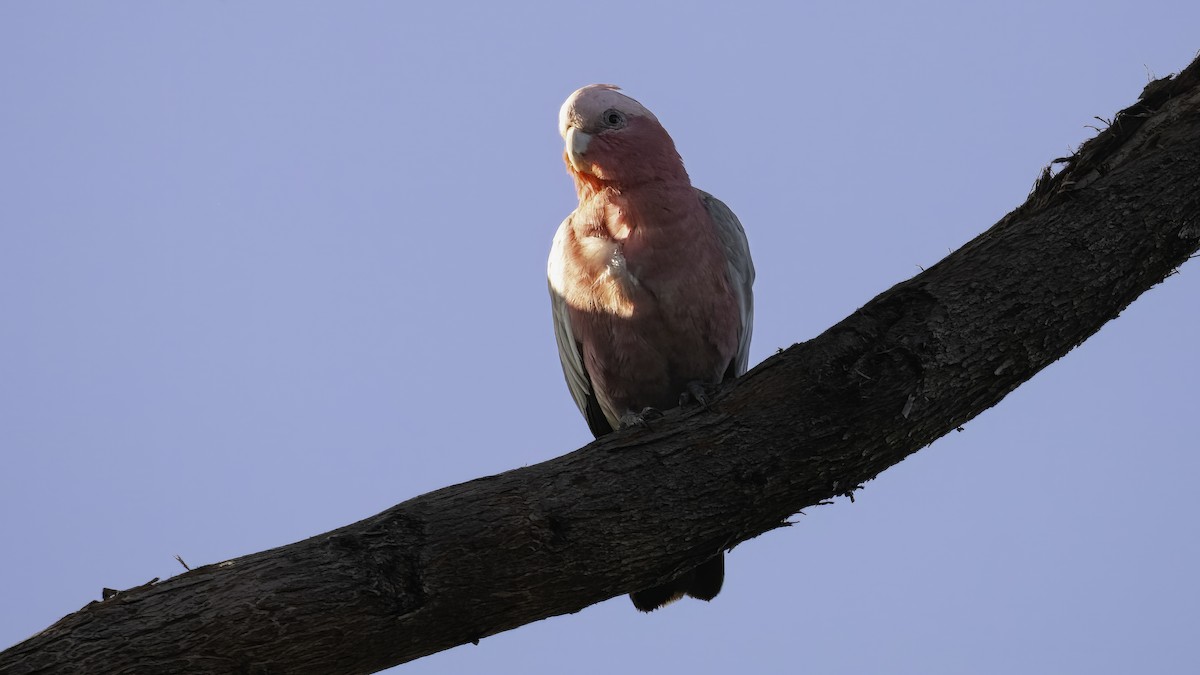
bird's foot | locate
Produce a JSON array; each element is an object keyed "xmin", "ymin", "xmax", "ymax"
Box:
[
  {"xmin": 618, "ymin": 407, "xmax": 663, "ymax": 430},
  {"xmin": 679, "ymin": 380, "xmax": 719, "ymax": 409}
]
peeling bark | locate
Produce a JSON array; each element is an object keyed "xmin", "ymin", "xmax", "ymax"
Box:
[{"xmin": 2, "ymin": 56, "xmax": 1199, "ymax": 675}]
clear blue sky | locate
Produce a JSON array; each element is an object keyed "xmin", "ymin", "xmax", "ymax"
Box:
[{"xmin": 2, "ymin": 3, "xmax": 1197, "ymax": 673}]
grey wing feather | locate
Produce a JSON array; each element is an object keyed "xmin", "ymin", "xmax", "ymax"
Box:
[
  {"xmin": 548, "ymin": 217, "xmax": 592, "ymax": 416},
  {"xmin": 699, "ymin": 190, "xmax": 755, "ymax": 377},
  {"xmin": 548, "ymin": 217, "xmax": 614, "ymax": 437}
]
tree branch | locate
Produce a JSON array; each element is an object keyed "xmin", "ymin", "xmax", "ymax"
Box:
[{"xmin": 4, "ymin": 55, "xmax": 1200, "ymax": 675}]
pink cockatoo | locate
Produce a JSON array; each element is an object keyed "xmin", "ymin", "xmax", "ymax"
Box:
[{"xmin": 548, "ymin": 84, "xmax": 755, "ymax": 612}]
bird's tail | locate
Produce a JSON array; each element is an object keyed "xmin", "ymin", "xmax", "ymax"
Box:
[{"xmin": 629, "ymin": 553, "xmax": 724, "ymax": 612}]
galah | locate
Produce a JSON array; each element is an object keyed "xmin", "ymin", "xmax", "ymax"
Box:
[{"xmin": 548, "ymin": 84, "xmax": 755, "ymax": 612}]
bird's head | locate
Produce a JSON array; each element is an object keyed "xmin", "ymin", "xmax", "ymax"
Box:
[{"xmin": 558, "ymin": 84, "xmax": 688, "ymax": 193}]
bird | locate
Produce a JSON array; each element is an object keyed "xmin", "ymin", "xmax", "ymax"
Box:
[{"xmin": 547, "ymin": 84, "xmax": 755, "ymax": 612}]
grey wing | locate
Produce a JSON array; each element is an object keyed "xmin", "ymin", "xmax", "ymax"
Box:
[
  {"xmin": 699, "ymin": 190, "xmax": 755, "ymax": 377},
  {"xmin": 548, "ymin": 217, "xmax": 614, "ymax": 437}
]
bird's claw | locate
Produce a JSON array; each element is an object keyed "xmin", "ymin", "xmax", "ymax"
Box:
[
  {"xmin": 679, "ymin": 381, "xmax": 717, "ymax": 409},
  {"xmin": 618, "ymin": 407, "xmax": 664, "ymax": 430}
]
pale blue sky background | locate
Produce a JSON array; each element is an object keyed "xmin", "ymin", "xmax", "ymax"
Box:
[{"xmin": 2, "ymin": 2, "xmax": 1197, "ymax": 673}]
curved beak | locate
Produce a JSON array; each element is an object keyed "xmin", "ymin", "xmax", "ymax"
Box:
[{"xmin": 564, "ymin": 126, "xmax": 592, "ymax": 174}]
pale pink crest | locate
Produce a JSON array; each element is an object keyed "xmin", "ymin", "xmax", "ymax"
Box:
[{"xmin": 558, "ymin": 84, "xmax": 659, "ymax": 138}]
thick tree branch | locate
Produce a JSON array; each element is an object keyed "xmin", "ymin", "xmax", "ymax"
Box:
[{"xmin": 4, "ymin": 56, "xmax": 1200, "ymax": 675}]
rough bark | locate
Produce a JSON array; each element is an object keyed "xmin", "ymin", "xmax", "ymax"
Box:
[{"xmin": 3, "ymin": 56, "xmax": 1199, "ymax": 675}]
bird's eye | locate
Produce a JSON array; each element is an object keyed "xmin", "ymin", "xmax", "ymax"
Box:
[{"xmin": 602, "ymin": 109, "xmax": 626, "ymax": 128}]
